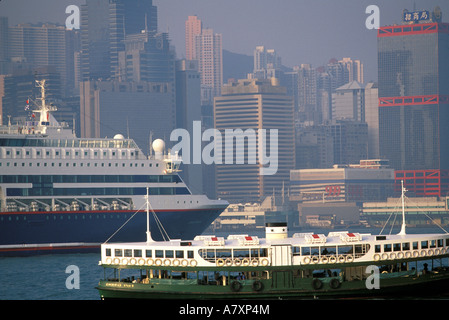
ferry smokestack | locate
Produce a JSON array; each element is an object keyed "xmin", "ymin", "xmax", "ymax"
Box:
[{"xmin": 265, "ymin": 222, "xmax": 288, "ymax": 240}]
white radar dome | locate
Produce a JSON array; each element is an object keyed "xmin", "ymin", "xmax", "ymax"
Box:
[
  {"xmin": 152, "ymin": 139, "xmax": 165, "ymax": 153},
  {"xmin": 113, "ymin": 134, "xmax": 125, "ymax": 140}
]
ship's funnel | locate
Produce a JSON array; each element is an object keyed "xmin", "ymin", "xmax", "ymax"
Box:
[{"xmin": 265, "ymin": 222, "xmax": 288, "ymax": 240}]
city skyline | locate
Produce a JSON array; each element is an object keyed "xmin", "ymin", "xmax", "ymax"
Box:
[
  {"xmin": 1, "ymin": 0, "xmax": 449, "ymax": 201},
  {"xmin": 2, "ymin": 0, "xmax": 449, "ymax": 82}
]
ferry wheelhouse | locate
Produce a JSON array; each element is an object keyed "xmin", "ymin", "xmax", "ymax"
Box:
[
  {"xmin": 97, "ymin": 186, "xmax": 449, "ymax": 299},
  {"xmin": 0, "ymin": 80, "xmax": 228, "ymax": 256}
]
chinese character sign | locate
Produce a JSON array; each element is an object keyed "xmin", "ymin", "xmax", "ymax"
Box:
[{"xmin": 403, "ymin": 10, "xmax": 430, "ymax": 22}]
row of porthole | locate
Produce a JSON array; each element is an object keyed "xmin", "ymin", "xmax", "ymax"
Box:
[
  {"xmin": 373, "ymin": 247, "xmax": 449, "ymax": 261},
  {"xmin": 1, "ymin": 161, "xmax": 158, "ymax": 168},
  {"xmin": 1, "ymin": 214, "xmax": 126, "ymax": 221},
  {"xmin": 302, "ymin": 255, "xmax": 354, "ymax": 265},
  {"xmin": 215, "ymin": 258, "xmax": 270, "ymax": 267},
  {"xmin": 106, "ymin": 257, "xmax": 198, "ymax": 267}
]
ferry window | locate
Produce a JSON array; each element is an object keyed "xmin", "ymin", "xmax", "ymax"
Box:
[
  {"xmin": 205, "ymin": 249, "xmax": 215, "ymax": 261},
  {"xmin": 115, "ymin": 249, "xmax": 123, "ymax": 257},
  {"xmin": 311, "ymin": 247, "xmax": 320, "ymax": 256},
  {"xmin": 175, "ymin": 250, "xmax": 184, "ymax": 259},
  {"xmin": 383, "ymin": 244, "xmax": 392, "ymax": 252},
  {"xmin": 393, "ymin": 243, "xmax": 401, "ymax": 252},
  {"xmin": 187, "ymin": 251, "xmax": 194, "ymax": 259},
  {"xmin": 216, "ymin": 249, "xmax": 232, "ymax": 259},
  {"xmin": 145, "ymin": 250, "xmax": 152, "ymax": 258},
  {"xmin": 234, "ymin": 249, "xmax": 250, "ymax": 258},
  {"xmin": 446, "ymin": 239, "xmax": 449, "ymax": 246},
  {"xmin": 402, "ymin": 243, "xmax": 410, "ymax": 251},
  {"xmin": 430, "ymin": 240, "xmax": 436, "ymax": 248},
  {"xmin": 259, "ymin": 249, "xmax": 268, "ymax": 257},
  {"xmin": 421, "ymin": 241, "xmax": 428, "ymax": 249},
  {"xmin": 133, "ymin": 249, "xmax": 142, "ymax": 258},
  {"xmin": 106, "ymin": 249, "xmax": 111, "ymax": 257},
  {"xmin": 322, "ymin": 246, "xmax": 336, "ymax": 256},
  {"xmin": 124, "ymin": 249, "xmax": 132, "ymax": 257},
  {"xmin": 292, "ymin": 247, "xmax": 301, "ymax": 256},
  {"xmin": 375, "ymin": 245, "xmax": 381, "ymax": 253},
  {"xmin": 302, "ymin": 247, "xmax": 311, "ymax": 256},
  {"xmin": 338, "ymin": 246, "xmax": 353, "ymax": 255},
  {"xmin": 438, "ymin": 239, "xmax": 444, "ymax": 248},
  {"xmin": 413, "ymin": 242, "xmax": 418, "ymax": 250},
  {"xmin": 155, "ymin": 250, "xmax": 164, "ymax": 258},
  {"xmin": 353, "ymin": 245, "xmax": 364, "ymax": 256},
  {"xmin": 165, "ymin": 250, "xmax": 174, "ymax": 258}
]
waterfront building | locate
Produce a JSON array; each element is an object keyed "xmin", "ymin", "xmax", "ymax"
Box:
[
  {"xmin": 394, "ymin": 169, "xmax": 449, "ymax": 198},
  {"xmin": 362, "ymin": 196, "xmax": 449, "ymax": 227},
  {"xmin": 290, "ymin": 160, "xmax": 394, "ymax": 204},
  {"xmin": 214, "ymin": 78, "xmax": 295, "ymax": 203}
]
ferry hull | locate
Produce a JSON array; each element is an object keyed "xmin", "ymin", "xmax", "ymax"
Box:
[
  {"xmin": 96, "ymin": 267, "xmax": 449, "ymax": 300},
  {"xmin": 0, "ymin": 207, "xmax": 225, "ymax": 256}
]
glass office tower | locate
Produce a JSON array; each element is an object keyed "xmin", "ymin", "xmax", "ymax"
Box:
[
  {"xmin": 378, "ymin": 22, "xmax": 449, "ymax": 170},
  {"xmin": 377, "ymin": 9, "xmax": 449, "ymax": 196}
]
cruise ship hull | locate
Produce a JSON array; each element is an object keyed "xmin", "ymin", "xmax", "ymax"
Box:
[{"xmin": 0, "ymin": 206, "xmax": 226, "ymax": 256}]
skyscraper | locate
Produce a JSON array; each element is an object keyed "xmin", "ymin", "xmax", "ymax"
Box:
[
  {"xmin": 378, "ymin": 7, "xmax": 449, "ymax": 196},
  {"xmin": 253, "ymin": 46, "xmax": 282, "ymax": 79},
  {"xmin": 185, "ymin": 16, "xmax": 222, "ymax": 106},
  {"xmin": 214, "ymin": 78, "xmax": 295, "ymax": 203},
  {"xmin": 378, "ymin": 8, "xmax": 449, "ymax": 170},
  {"xmin": 118, "ymin": 31, "xmax": 175, "ymax": 83},
  {"xmin": 332, "ymin": 81, "xmax": 365, "ymax": 122},
  {"xmin": 185, "ymin": 16, "xmax": 202, "ymax": 60},
  {"xmin": 195, "ymin": 28, "xmax": 223, "ymax": 105},
  {"xmin": 80, "ymin": 0, "xmax": 157, "ymax": 81},
  {"xmin": 7, "ymin": 23, "xmax": 75, "ymax": 96}
]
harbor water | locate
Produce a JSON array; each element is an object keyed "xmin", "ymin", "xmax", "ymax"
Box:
[{"xmin": 1, "ymin": 226, "xmax": 449, "ymax": 300}]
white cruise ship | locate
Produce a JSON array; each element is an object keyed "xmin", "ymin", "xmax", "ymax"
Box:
[{"xmin": 0, "ymin": 80, "xmax": 228, "ymax": 256}]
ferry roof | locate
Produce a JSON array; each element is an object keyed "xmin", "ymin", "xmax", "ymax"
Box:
[{"xmin": 103, "ymin": 231, "xmax": 449, "ymax": 250}]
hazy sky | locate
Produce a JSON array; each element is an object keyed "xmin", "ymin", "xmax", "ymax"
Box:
[{"xmin": 2, "ymin": 0, "xmax": 449, "ymax": 82}]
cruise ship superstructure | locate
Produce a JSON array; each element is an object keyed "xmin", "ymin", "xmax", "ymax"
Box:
[{"xmin": 0, "ymin": 80, "xmax": 228, "ymax": 256}]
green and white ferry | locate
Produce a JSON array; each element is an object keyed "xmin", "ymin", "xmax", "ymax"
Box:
[{"xmin": 96, "ymin": 184, "xmax": 449, "ymax": 299}]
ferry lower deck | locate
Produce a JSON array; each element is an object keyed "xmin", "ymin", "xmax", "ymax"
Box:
[{"xmin": 97, "ymin": 255, "xmax": 449, "ymax": 299}]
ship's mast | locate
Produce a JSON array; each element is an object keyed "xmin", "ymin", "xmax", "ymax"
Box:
[
  {"xmin": 33, "ymin": 79, "xmax": 56, "ymax": 134},
  {"xmin": 398, "ymin": 180, "xmax": 407, "ymax": 236},
  {"xmin": 146, "ymin": 187, "xmax": 153, "ymax": 242}
]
